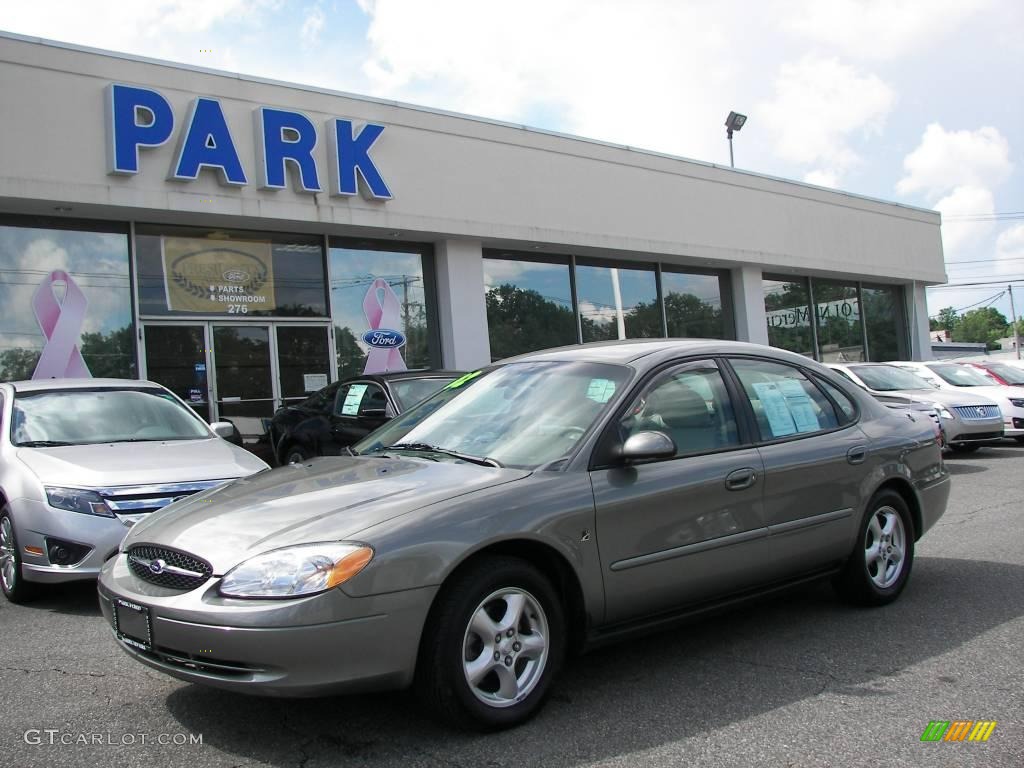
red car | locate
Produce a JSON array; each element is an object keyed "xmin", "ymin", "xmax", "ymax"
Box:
[{"xmin": 965, "ymin": 361, "xmax": 1024, "ymax": 387}]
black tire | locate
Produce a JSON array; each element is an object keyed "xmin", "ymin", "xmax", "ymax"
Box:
[
  {"xmin": 282, "ymin": 444, "xmax": 313, "ymax": 464},
  {"xmin": 1, "ymin": 508, "xmax": 39, "ymax": 604},
  {"xmin": 834, "ymin": 489, "xmax": 915, "ymax": 606},
  {"xmin": 415, "ymin": 556, "xmax": 565, "ymax": 731},
  {"xmin": 1014, "ymin": 436, "xmax": 1024, "ymax": 445},
  {"xmin": 949, "ymin": 443, "xmax": 980, "ymax": 453}
]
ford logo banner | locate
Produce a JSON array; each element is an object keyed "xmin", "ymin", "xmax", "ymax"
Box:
[{"xmin": 362, "ymin": 329, "xmax": 407, "ymax": 349}]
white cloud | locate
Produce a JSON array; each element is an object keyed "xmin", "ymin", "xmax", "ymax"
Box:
[
  {"xmin": 784, "ymin": 0, "xmax": 992, "ymax": 60},
  {"xmin": 357, "ymin": 0, "xmax": 775, "ymax": 163},
  {"xmin": 994, "ymin": 224, "xmax": 1024, "ymax": 279},
  {"xmin": 3, "ymin": 0, "xmax": 276, "ymax": 72},
  {"xmin": 934, "ymin": 186, "xmax": 995, "ymax": 258},
  {"xmin": 758, "ymin": 55, "xmax": 895, "ymax": 186},
  {"xmin": 897, "ymin": 123, "xmax": 1012, "ymax": 198},
  {"xmin": 301, "ymin": 4, "xmax": 326, "ymax": 45}
]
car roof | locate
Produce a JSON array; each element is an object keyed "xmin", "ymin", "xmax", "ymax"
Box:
[
  {"xmin": 341, "ymin": 370, "xmax": 464, "ymax": 384},
  {"xmin": 499, "ymin": 338, "xmax": 818, "ymax": 367},
  {"xmin": 6, "ymin": 378, "xmax": 165, "ymax": 393}
]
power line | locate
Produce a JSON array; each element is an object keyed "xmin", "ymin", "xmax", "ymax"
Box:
[
  {"xmin": 928, "ymin": 291, "xmax": 1005, "ymax": 317},
  {"xmin": 929, "ymin": 278, "xmax": 1024, "ymax": 288},
  {"xmin": 943, "ymin": 211, "xmax": 1024, "ymax": 221}
]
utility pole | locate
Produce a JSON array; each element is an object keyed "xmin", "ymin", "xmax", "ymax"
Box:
[{"xmin": 1010, "ymin": 283, "xmax": 1021, "ymax": 360}]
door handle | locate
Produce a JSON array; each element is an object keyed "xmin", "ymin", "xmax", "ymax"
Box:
[
  {"xmin": 725, "ymin": 467, "xmax": 757, "ymax": 491},
  {"xmin": 847, "ymin": 446, "xmax": 868, "ymax": 465}
]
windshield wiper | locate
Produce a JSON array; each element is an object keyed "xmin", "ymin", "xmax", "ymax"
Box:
[
  {"xmin": 17, "ymin": 440, "xmax": 73, "ymax": 447},
  {"xmin": 388, "ymin": 442, "xmax": 503, "ymax": 468}
]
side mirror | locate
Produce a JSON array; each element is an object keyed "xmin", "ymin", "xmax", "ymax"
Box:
[
  {"xmin": 619, "ymin": 431, "xmax": 676, "ymax": 462},
  {"xmin": 210, "ymin": 421, "xmax": 241, "ymax": 445}
]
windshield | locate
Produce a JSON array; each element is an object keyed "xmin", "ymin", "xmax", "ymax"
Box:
[
  {"xmin": 390, "ymin": 376, "xmax": 457, "ymax": 410},
  {"xmin": 849, "ymin": 365, "xmax": 937, "ymax": 391},
  {"xmin": 928, "ymin": 364, "xmax": 994, "ymax": 387},
  {"xmin": 984, "ymin": 363, "xmax": 1024, "ymax": 385},
  {"xmin": 13, "ymin": 388, "xmax": 212, "ymax": 446},
  {"xmin": 354, "ymin": 361, "xmax": 632, "ymax": 469}
]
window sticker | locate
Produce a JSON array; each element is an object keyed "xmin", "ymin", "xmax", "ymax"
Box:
[
  {"xmin": 341, "ymin": 383, "xmax": 368, "ymax": 416},
  {"xmin": 586, "ymin": 379, "xmax": 617, "ymax": 403},
  {"xmin": 446, "ymin": 370, "xmax": 483, "ymax": 389},
  {"xmin": 776, "ymin": 379, "xmax": 822, "ymax": 433},
  {"xmin": 751, "ymin": 382, "xmax": 797, "ymax": 437}
]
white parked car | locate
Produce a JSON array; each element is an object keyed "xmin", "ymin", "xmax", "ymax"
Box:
[
  {"xmin": 889, "ymin": 362, "xmax": 1024, "ymax": 444},
  {"xmin": 826, "ymin": 363, "xmax": 1002, "ymax": 452},
  {"xmin": 0, "ymin": 379, "xmax": 268, "ymax": 602}
]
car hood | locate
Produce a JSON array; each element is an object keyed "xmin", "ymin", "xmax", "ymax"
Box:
[
  {"xmin": 880, "ymin": 388, "xmax": 999, "ymax": 407},
  {"xmin": 122, "ymin": 456, "xmax": 531, "ymax": 574},
  {"xmin": 943, "ymin": 384, "xmax": 1024, "ymax": 404},
  {"xmin": 17, "ymin": 438, "xmax": 268, "ymax": 488}
]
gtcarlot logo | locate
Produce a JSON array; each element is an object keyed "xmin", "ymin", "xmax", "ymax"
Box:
[
  {"xmin": 920, "ymin": 720, "xmax": 997, "ymax": 742},
  {"xmin": 24, "ymin": 730, "xmax": 203, "ymax": 746}
]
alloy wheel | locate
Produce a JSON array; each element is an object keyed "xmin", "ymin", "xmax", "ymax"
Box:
[
  {"xmin": 864, "ymin": 505, "xmax": 906, "ymax": 589},
  {"xmin": 0, "ymin": 516, "xmax": 17, "ymax": 594},
  {"xmin": 461, "ymin": 588, "xmax": 549, "ymax": 708}
]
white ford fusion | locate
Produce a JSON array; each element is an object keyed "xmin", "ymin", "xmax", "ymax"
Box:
[{"xmin": 0, "ymin": 379, "xmax": 268, "ymax": 603}]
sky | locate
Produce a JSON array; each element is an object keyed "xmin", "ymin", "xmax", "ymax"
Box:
[{"xmin": 4, "ymin": 0, "xmax": 1023, "ymax": 325}]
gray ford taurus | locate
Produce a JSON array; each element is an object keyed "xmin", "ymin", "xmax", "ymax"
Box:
[{"xmin": 98, "ymin": 340, "xmax": 950, "ymax": 730}]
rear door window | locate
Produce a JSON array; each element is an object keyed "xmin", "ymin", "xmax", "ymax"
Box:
[{"xmin": 730, "ymin": 358, "xmax": 842, "ymax": 440}]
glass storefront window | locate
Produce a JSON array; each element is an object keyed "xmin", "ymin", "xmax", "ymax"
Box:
[
  {"xmin": 813, "ymin": 280, "xmax": 864, "ymax": 362},
  {"xmin": 862, "ymin": 284, "xmax": 906, "ymax": 361},
  {"xmin": 329, "ymin": 241, "xmax": 436, "ymax": 378},
  {"xmin": 0, "ymin": 220, "xmax": 134, "ymax": 381},
  {"xmin": 763, "ymin": 276, "xmax": 814, "ymax": 357},
  {"xmin": 576, "ymin": 262, "xmax": 660, "ymax": 342},
  {"xmin": 135, "ymin": 225, "xmax": 328, "ymax": 318},
  {"xmin": 483, "ymin": 253, "xmax": 577, "ymax": 361},
  {"xmin": 662, "ymin": 270, "xmax": 730, "ymax": 339}
]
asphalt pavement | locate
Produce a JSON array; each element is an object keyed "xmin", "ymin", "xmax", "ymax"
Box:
[{"xmin": 1, "ymin": 442, "xmax": 1022, "ymax": 768}]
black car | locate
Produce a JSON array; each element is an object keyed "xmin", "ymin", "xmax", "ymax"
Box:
[{"xmin": 268, "ymin": 370, "xmax": 462, "ymax": 465}]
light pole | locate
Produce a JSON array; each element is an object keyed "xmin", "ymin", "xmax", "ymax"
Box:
[{"xmin": 724, "ymin": 111, "xmax": 747, "ymax": 168}]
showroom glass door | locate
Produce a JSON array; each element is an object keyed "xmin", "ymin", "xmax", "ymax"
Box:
[
  {"xmin": 211, "ymin": 324, "xmax": 276, "ymax": 441},
  {"xmin": 142, "ymin": 324, "xmax": 213, "ymax": 422},
  {"xmin": 275, "ymin": 325, "xmax": 332, "ymax": 408}
]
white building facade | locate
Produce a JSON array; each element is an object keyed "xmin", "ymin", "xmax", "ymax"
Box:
[{"xmin": 0, "ymin": 33, "xmax": 945, "ymax": 436}]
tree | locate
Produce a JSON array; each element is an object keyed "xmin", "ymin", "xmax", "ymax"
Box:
[
  {"xmin": 952, "ymin": 307, "xmax": 1008, "ymax": 349},
  {"xmin": 936, "ymin": 307, "xmax": 959, "ymax": 334},
  {"xmin": 485, "ymin": 284, "xmax": 578, "ymax": 360}
]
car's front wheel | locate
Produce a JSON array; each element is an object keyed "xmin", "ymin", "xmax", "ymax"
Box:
[
  {"xmin": 415, "ymin": 556, "xmax": 565, "ymax": 731},
  {"xmin": 1, "ymin": 508, "xmax": 38, "ymax": 603},
  {"xmin": 834, "ymin": 489, "xmax": 914, "ymax": 606},
  {"xmin": 282, "ymin": 444, "xmax": 313, "ymax": 464}
]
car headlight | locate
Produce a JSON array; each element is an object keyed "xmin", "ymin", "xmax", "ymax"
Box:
[
  {"xmin": 45, "ymin": 486, "xmax": 115, "ymax": 518},
  {"xmin": 1009, "ymin": 398, "xmax": 1024, "ymax": 408},
  {"xmin": 931, "ymin": 403, "xmax": 954, "ymax": 420},
  {"xmin": 219, "ymin": 543, "xmax": 373, "ymax": 598}
]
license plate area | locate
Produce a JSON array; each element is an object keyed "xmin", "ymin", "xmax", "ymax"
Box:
[{"xmin": 113, "ymin": 598, "xmax": 152, "ymax": 651}]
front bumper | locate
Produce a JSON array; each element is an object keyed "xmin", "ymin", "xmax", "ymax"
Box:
[
  {"xmin": 97, "ymin": 554, "xmax": 437, "ymax": 696},
  {"xmin": 10, "ymin": 498, "xmax": 128, "ymax": 584},
  {"xmin": 944, "ymin": 415, "xmax": 1004, "ymax": 444}
]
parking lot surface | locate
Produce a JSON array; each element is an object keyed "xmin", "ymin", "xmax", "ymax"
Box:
[{"xmin": 2, "ymin": 443, "xmax": 1022, "ymax": 768}]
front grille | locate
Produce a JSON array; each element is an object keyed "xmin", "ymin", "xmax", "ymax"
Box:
[
  {"xmin": 952, "ymin": 405, "xmax": 1001, "ymax": 421},
  {"xmin": 950, "ymin": 431, "xmax": 1003, "ymax": 442},
  {"xmin": 127, "ymin": 545, "xmax": 212, "ymax": 591},
  {"xmin": 97, "ymin": 480, "xmax": 229, "ymax": 527}
]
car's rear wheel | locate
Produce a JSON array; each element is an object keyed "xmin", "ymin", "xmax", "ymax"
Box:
[
  {"xmin": 949, "ymin": 443, "xmax": 980, "ymax": 453},
  {"xmin": 415, "ymin": 556, "xmax": 565, "ymax": 731},
  {"xmin": 834, "ymin": 489, "xmax": 914, "ymax": 606},
  {"xmin": 1014, "ymin": 436, "xmax": 1024, "ymax": 445},
  {"xmin": 1, "ymin": 509, "xmax": 38, "ymax": 604},
  {"xmin": 282, "ymin": 444, "xmax": 313, "ymax": 464}
]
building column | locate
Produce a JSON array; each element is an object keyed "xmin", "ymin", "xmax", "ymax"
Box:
[
  {"xmin": 730, "ymin": 265, "xmax": 769, "ymax": 345},
  {"xmin": 434, "ymin": 239, "xmax": 491, "ymax": 370},
  {"xmin": 906, "ymin": 282, "xmax": 932, "ymax": 361}
]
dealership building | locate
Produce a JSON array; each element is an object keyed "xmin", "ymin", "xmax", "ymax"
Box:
[{"xmin": 0, "ymin": 32, "xmax": 946, "ymax": 439}]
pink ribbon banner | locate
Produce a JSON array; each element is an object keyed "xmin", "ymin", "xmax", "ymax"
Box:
[
  {"xmin": 361, "ymin": 278, "xmax": 408, "ymax": 374},
  {"xmin": 32, "ymin": 270, "xmax": 92, "ymax": 380}
]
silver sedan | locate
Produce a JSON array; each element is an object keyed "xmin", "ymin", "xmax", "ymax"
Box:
[{"xmin": 98, "ymin": 341, "xmax": 949, "ymax": 730}]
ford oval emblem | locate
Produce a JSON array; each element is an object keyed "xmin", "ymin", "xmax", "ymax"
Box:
[
  {"xmin": 362, "ymin": 329, "xmax": 407, "ymax": 349},
  {"xmin": 149, "ymin": 558, "xmax": 166, "ymax": 575},
  {"xmin": 222, "ymin": 269, "xmax": 250, "ymax": 283}
]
